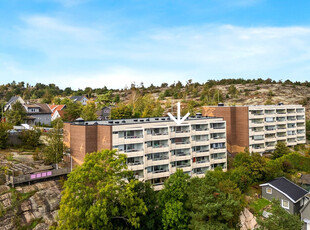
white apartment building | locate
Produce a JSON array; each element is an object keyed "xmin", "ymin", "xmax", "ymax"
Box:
[
  {"xmin": 65, "ymin": 115, "xmax": 227, "ymax": 190},
  {"xmin": 248, "ymin": 105, "xmax": 306, "ymax": 154},
  {"xmin": 203, "ymin": 104, "xmax": 306, "ymax": 155}
]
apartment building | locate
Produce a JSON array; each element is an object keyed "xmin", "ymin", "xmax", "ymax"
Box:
[
  {"xmin": 64, "ymin": 115, "xmax": 227, "ymax": 190},
  {"xmin": 203, "ymin": 104, "xmax": 306, "ymax": 155}
]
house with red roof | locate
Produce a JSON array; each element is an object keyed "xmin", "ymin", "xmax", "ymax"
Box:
[{"xmin": 48, "ymin": 105, "xmax": 66, "ymax": 121}]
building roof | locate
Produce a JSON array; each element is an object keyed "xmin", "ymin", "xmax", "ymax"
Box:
[
  {"xmin": 70, "ymin": 96, "xmax": 87, "ymax": 102},
  {"xmin": 48, "ymin": 104, "xmax": 66, "ymax": 117},
  {"xmin": 5, "ymin": 96, "xmax": 25, "ymax": 110},
  {"xmin": 25, "ymin": 103, "xmax": 52, "ymax": 114},
  {"xmin": 260, "ymin": 177, "xmax": 308, "ymax": 203},
  {"xmin": 69, "ymin": 115, "xmax": 225, "ymax": 126}
]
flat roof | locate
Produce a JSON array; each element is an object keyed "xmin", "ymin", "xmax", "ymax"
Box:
[
  {"xmin": 68, "ymin": 116, "xmax": 224, "ymax": 126},
  {"xmin": 204, "ymin": 104, "xmax": 304, "ymax": 108}
]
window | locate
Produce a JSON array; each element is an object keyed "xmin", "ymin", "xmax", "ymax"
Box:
[
  {"xmin": 281, "ymin": 199, "xmax": 289, "ymax": 209},
  {"xmin": 266, "ymin": 187, "xmax": 272, "ymax": 194}
]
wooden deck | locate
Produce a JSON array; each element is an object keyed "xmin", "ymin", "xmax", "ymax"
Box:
[{"xmin": 6, "ymin": 168, "xmax": 71, "ymax": 187}]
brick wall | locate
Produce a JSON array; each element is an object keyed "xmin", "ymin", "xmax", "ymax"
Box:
[{"xmin": 202, "ymin": 106, "xmax": 249, "ymax": 154}]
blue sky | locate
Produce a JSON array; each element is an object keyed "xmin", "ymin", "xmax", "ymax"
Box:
[{"xmin": 1, "ymin": 0, "xmax": 310, "ymax": 89}]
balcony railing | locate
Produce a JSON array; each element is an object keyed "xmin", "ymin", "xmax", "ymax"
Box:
[
  {"xmin": 124, "ymin": 149, "xmax": 143, "ymax": 153},
  {"xmin": 176, "ymin": 164, "xmax": 191, "ymax": 168},
  {"xmin": 128, "ymin": 162, "xmax": 144, "ymax": 166},
  {"xmin": 175, "ymin": 141, "xmax": 190, "ymax": 145},
  {"xmin": 175, "ymin": 130, "xmax": 190, "ymax": 133},
  {"xmin": 125, "ymin": 135, "xmax": 143, "ymax": 139}
]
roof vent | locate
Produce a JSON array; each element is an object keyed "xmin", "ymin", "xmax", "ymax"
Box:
[
  {"xmin": 278, "ymin": 102, "xmax": 283, "ymax": 106},
  {"xmin": 133, "ymin": 119, "xmax": 138, "ymax": 122},
  {"xmin": 155, "ymin": 118, "xmax": 159, "ymax": 121},
  {"xmin": 196, "ymin": 112, "xmax": 202, "ymax": 118},
  {"xmin": 108, "ymin": 121, "xmax": 113, "ymax": 124},
  {"xmin": 122, "ymin": 120, "xmax": 126, "ymax": 123},
  {"xmin": 146, "ymin": 118, "xmax": 150, "ymax": 121},
  {"xmin": 115, "ymin": 121, "xmax": 119, "ymax": 124},
  {"xmin": 218, "ymin": 103, "xmax": 224, "ymax": 107},
  {"xmin": 161, "ymin": 118, "xmax": 165, "ymax": 120},
  {"xmin": 140, "ymin": 120, "xmax": 144, "ymax": 122}
]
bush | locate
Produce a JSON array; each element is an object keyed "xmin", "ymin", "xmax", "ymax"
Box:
[{"xmin": 19, "ymin": 129, "xmax": 41, "ymax": 149}]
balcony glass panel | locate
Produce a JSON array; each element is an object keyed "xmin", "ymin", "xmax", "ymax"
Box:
[
  {"xmin": 211, "ymin": 152, "xmax": 226, "ymax": 160},
  {"xmin": 192, "ymin": 145, "xmax": 209, "ymax": 152},
  {"xmin": 250, "ymin": 110, "xmax": 264, "ymax": 115},
  {"xmin": 127, "ymin": 156, "xmax": 143, "ymax": 166},
  {"xmin": 251, "ymin": 119, "xmax": 264, "ymax": 124},
  {"xmin": 146, "ymin": 164, "xmax": 169, "ymax": 173},
  {"xmin": 171, "ymin": 148, "xmax": 190, "ymax": 156},
  {"xmin": 171, "ymin": 126, "xmax": 190, "ymax": 133},
  {"xmin": 192, "ymin": 124, "xmax": 208, "ymax": 131},
  {"xmin": 147, "ymin": 140, "xmax": 169, "ymax": 148},
  {"xmin": 171, "ymin": 160, "xmax": 191, "ymax": 168},
  {"xmin": 192, "ymin": 135, "xmax": 209, "ymax": 142},
  {"xmin": 194, "ymin": 156, "xmax": 209, "ymax": 163},
  {"xmin": 146, "ymin": 128, "xmax": 169, "ymax": 136},
  {"xmin": 211, "ymin": 123, "xmax": 225, "ymax": 129},
  {"xmin": 265, "ymin": 126, "xmax": 276, "ymax": 131},
  {"xmin": 276, "ymin": 109, "xmax": 286, "ymax": 114},
  {"xmin": 147, "ymin": 152, "xmax": 169, "ymax": 161},
  {"xmin": 171, "ymin": 137, "xmax": 190, "ymax": 145},
  {"xmin": 287, "ymin": 123, "xmax": 296, "ymax": 128},
  {"xmin": 193, "ymin": 167, "xmax": 209, "ymax": 174},
  {"xmin": 276, "ymin": 117, "xmax": 286, "ymax": 122},
  {"xmin": 211, "ymin": 142, "xmax": 226, "ymax": 149}
]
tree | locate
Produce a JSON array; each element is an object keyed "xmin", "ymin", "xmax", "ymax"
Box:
[
  {"xmin": 272, "ymin": 141, "xmax": 290, "ymax": 159},
  {"xmin": 159, "ymin": 169, "xmax": 190, "ymax": 230},
  {"xmin": 0, "ymin": 123, "xmax": 12, "ymax": 149},
  {"xmin": 110, "ymin": 103, "xmax": 132, "ymax": 119},
  {"xmin": 306, "ymin": 120, "xmax": 310, "ymax": 141},
  {"xmin": 187, "ymin": 170, "xmax": 244, "ymax": 229},
  {"xmin": 229, "ymin": 166, "xmax": 252, "ymax": 193},
  {"xmin": 257, "ymin": 200, "xmax": 303, "ymax": 230},
  {"xmin": 63, "ymin": 101, "xmax": 82, "ymax": 121},
  {"xmin": 43, "ymin": 120, "xmax": 66, "ymax": 166},
  {"xmin": 5, "ymin": 101, "xmax": 27, "ymax": 125},
  {"xmin": 134, "ymin": 181, "xmax": 162, "ymax": 230},
  {"xmin": 81, "ymin": 101, "xmax": 97, "ymax": 121},
  {"xmin": 57, "ymin": 150, "xmax": 147, "ymax": 229},
  {"xmin": 19, "ymin": 128, "xmax": 41, "ymax": 149},
  {"xmin": 96, "ymin": 91, "xmax": 113, "ymax": 109}
]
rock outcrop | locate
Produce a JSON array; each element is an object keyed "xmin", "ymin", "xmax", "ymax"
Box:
[
  {"xmin": 240, "ymin": 208, "xmax": 258, "ymax": 230},
  {"xmin": 0, "ymin": 181, "xmax": 62, "ymax": 230}
]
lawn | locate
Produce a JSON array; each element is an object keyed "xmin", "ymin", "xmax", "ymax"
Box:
[{"xmin": 249, "ymin": 198, "xmax": 271, "ymax": 215}]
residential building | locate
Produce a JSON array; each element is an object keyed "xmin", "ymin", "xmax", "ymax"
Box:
[
  {"xmin": 4, "ymin": 96, "xmax": 25, "ymax": 112},
  {"xmin": 23, "ymin": 103, "xmax": 52, "ymax": 126},
  {"xmin": 96, "ymin": 106, "xmax": 112, "ymax": 120},
  {"xmin": 64, "ymin": 115, "xmax": 227, "ymax": 190},
  {"xmin": 5, "ymin": 96, "xmax": 52, "ymax": 126},
  {"xmin": 203, "ymin": 104, "xmax": 306, "ymax": 155},
  {"xmin": 260, "ymin": 177, "xmax": 309, "ymax": 215},
  {"xmin": 48, "ymin": 104, "xmax": 66, "ymax": 121},
  {"xmin": 70, "ymin": 95, "xmax": 88, "ymax": 105}
]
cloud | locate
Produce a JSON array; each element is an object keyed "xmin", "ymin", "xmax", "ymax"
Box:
[{"xmin": 5, "ymin": 15, "xmax": 310, "ymax": 89}]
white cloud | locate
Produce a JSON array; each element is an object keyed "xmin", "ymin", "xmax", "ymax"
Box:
[{"xmin": 6, "ymin": 16, "xmax": 310, "ymax": 88}]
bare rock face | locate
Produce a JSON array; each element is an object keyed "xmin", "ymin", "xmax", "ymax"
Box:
[
  {"xmin": 240, "ymin": 208, "xmax": 258, "ymax": 230},
  {"xmin": 0, "ymin": 180, "xmax": 62, "ymax": 230}
]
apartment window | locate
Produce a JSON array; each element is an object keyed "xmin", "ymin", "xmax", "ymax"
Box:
[
  {"xmin": 265, "ymin": 117, "xmax": 275, "ymax": 122},
  {"xmin": 266, "ymin": 187, "xmax": 272, "ymax": 194},
  {"xmin": 281, "ymin": 199, "xmax": 289, "ymax": 209}
]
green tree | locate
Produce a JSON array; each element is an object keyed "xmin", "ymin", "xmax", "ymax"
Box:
[
  {"xmin": 5, "ymin": 101, "xmax": 27, "ymax": 125},
  {"xmin": 81, "ymin": 101, "xmax": 97, "ymax": 121},
  {"xmin": 63, "ymin": 101, "xmax": 82, "ymax": 121},
  {"xmin": 159, "ymin": 169, "xmax": 190, "ymax": 230},
  {"xmin": 96, "ymin": 91, "xmax": 113, "ymax": 109},
  {"xmin": 57, "ymin": 150, "xmax": 147, "ymax": 229},
  {"xmin": 0, "ymin": 123, "xmax": 12, "ymax": 149},
  {"xmin": 110, "ymin": 103, "xmax": 132, "ymax": 119},
  {"xmin": 187, "ymin": 170, "xmax": 244, "ymax": 229},
  {"xmin": 43, "ymin": 120, "xmax": 66, "ymax": 166},
  {"xmin": 229, "ymin": 166, "xmax": 252, "ymax": 192},
  {"xmin": 19, "ymin": 128, "xmax": 41, "ymax": 149},
  {"xmin": 272, "ymin": 141, "xmax": 290, "ymax": 159},
  {"xmin": 134, "ymin": 181, "xmax": 162, "ymax": 230},
  {"xmin": 257, "ymin": 200, "xmax": 303, "ymax": 230},
  {"xmin": 306, "ymin": 120, "xmax": 310, "ymax": 141}
]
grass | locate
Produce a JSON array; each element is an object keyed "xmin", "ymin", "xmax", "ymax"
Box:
[{"xmin": 249, "ymin": 198, "xmax": 271, "ymax": 215}]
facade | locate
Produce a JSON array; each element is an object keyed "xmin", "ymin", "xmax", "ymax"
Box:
[
  {"xmin": 260, "ymin": 177, "xmax": 309, "ymax": 215},
  {"xmin": 64, "ymin": 115, "xmax": 227, "ymax": 190},
  {"xmin": 23, "ymin": 104, "xmax": 52, "ymax": 126},
  {"xmin": 203, "ymin": 104, "xmax": 306, "ymax": 155},
  {"xmin": 301, "ymin": 200, "xmax": 310, "ymax": 230}
]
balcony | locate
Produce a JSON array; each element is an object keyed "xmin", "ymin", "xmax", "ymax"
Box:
[{"xmin": 297, "ymin": 109, "xmax": 305, "ymax": 114}]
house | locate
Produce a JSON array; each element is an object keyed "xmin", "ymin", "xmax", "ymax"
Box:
[
  {"xmin": 96, "ymin": 106, "xmax": 112, "ymax": 120},
  {"xmin": 64, "ymin": 114, "xmax": 227, "ymax": 190},
  {"xmin": 23, "ymin": 103, "xmax": 52, "ymax": 126},
  {"xmin": 260, "ymin": 177, "xmax": 309, "ymax": 214},
  {"xmin": 70, "ymin": 96, "xmax": 88, "ymax": 105},
  {"xmin": 203, "ymin": 104, "xmax": 306, "ymax": 155},
  {"xmin": 4, "ymin": 96, "xmax": 25, "ymax": 112},
  {"xmin": 48, "ymin": 104, "xmax": 66, "ymax": 121},
  {"xmin": 300, "ymin": 197, "xmax": 310, "ymax": 230}
]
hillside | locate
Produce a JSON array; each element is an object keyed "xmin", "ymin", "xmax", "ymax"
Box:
[{"xmin": 0, "ymin": 79, "xmax": 309, "ymax": 119}]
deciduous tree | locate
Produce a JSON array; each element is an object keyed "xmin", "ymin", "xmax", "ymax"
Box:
[
  {"xmin": 81, "ymin": 101, "xmax": 97, "ymax": 121},
  {"xmin": 57, "ymin": 150, "xmax": 147, "ymax": 229},
  {"xmin": 5, "ymin": 101, "xmax": 27, "ymax": 125}
]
